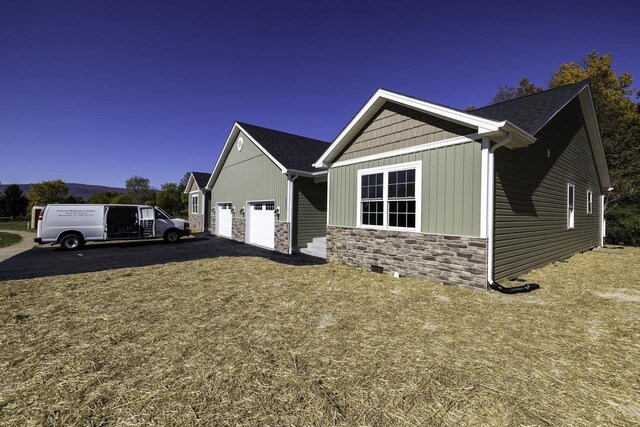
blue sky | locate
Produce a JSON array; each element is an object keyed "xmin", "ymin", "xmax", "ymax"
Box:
[{"xmin": 1, "ymin": 0, "xmax": 638, "ymax": 188}]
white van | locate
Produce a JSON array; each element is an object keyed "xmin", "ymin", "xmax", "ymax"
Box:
[{"xmin": 35, "ymin": 204, "xmax": 191, "ymax": 250}]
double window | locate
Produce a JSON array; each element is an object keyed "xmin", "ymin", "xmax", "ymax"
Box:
[
  {"xmin": 358, "ymin": 162, "xmax": 420, "ymax": 231},
  {"xmin": 191, "ymin": 194, "xmax": 199, "ymax": 214}
]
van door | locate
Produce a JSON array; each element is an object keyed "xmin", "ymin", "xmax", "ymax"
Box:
[
  {"xmin": 103, "ymin": 206, "xmax": 109, "ymax": 239},
  {"xmin": 139, "ymin": 207, "xmax": 155, "ymax": 238}
]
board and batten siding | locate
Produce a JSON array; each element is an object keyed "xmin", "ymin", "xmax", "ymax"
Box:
[
  {"xmin": 336, "ymin": 102, "xmax": 475, "ymax": 162},
  {"xmin": 329, "ymin": 141, "xmax": 482, "ymax": 237},
  {"xmin": 292, "ymin": 177, "xmax": 327, "ymax": 249},
  {"xmin": 211, "ymin": 131, "xmax": 288, "ymax": 220},
  {"xmin": 493, "ymin": 98, "xmax": 602, "ymax": 281}
]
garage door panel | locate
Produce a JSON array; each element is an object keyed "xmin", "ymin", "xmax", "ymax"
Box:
[
  {"xmin": 216, "ymin": 204, "xmax": 233, "ymax": 238},
  {"xmin": 247, "ymin": 202, "xmax": 275, "ymax": 249}
]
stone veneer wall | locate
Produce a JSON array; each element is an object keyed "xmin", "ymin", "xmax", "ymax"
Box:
[
  {"xmin": 326, "ymin": 226, "xmax": 487, "ymax": 289},
  {"xmin": 275, "ymin": 221, "xmax": 290, "ymax": 254},
  {"xmin": 188, "ymin": 213, "xmax": 204, "ymax": 232},
  {"xmin": 232, "ymin": 217, "xmax": 245, "ymax": 242}
]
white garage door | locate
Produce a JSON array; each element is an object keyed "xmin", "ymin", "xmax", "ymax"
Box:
[
  {"xmin": 216, "ymin": 203, "xmax": 233, "ymax": 238},
  {"xmin": 247, "ymin": 202, "xmax": 275, "ymax": 249}
]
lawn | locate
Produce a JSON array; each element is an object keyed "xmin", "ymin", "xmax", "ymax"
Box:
[
  {"xmin": 0, "ymin": 221, "xmax": 34, "ymax": 233},
  {"xmin": 1, "ymin": 247, "xmax": 639, "ymax": 426},
  {"xmin": 0, "ymin": 232, "xmax": 22, "ymax": 249}
]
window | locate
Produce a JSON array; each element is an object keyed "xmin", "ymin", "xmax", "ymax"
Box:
[
  {"xmin": 567, "ymin": 183, "xmax": 575, "ymax": 229},
  {"xmin": 265, "ymin": 202, "xmax": 275, "ymax": 211},
  {"xmin": 357, "ymin": 162, "xmax": 420, "ymax": 231},
  {"xmin": 191, "ymin": 194, "xmax": 199, "ymax": 214},
  {"xmin": 587, "ymin": 191, "xmax": 593, "ymax": 214}
]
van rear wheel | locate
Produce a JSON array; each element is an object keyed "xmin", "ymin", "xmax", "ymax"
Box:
[
  {"xmin": 164, "ymin": 230, "xmax": 180, "ymax": 243},
  {"xmin": 60, "ymin": 233, "xmax": 84, "ymax": 250}
]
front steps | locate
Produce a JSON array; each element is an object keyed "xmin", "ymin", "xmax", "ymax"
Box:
[{"xmin": 299, "ymin": 236, "xmax": 326, "ymax": 259}]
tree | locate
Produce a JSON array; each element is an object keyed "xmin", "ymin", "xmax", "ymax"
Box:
[
  {"xmin": 111, "ymin": 193, "xmax": 133, "ymax": 204},
  {"xmin": 87, "ymin": 191, "xmax": 120, "ymax": 204},
  {"xmin": 28, "ymin": 180, "xmax": 69, "ymax": 206},
  {"xmin": 491, "ymin": 77, "xmax": 543, "ymax": 104},
  {"xmin": 156, "ymin": 182, "xmax": 187, "ymax": 217},
  {"xmin": 0, "ymin": 184, "xmax": 29, "ymax": 217},
  {"xmin": 125, "ymin": 175, "xmax": 155, "ymax": 205}
]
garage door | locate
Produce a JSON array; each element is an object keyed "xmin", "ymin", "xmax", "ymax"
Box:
[
  {"xmin": 216, "ymin": 203, "xmax": 233, "ymax": 238},
  {"xmin": 247, "ymin": 202, "xmax": 275, "ymax": 249}
]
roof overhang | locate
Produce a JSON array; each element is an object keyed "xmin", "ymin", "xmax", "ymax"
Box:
[
  {"xmin": 578, "ymin": 86, "xmax": 612, "ymax": 191},
  {"xmin": 313, "ymin": 88, "xmax": 535, "ymax": 168},
  {"xmin": 206, "ymin": 122, "xmax": 288, "ymax": 189},
  {"xmin": 284, "ymin": 168, "xmax": 328, "ymax": 178},
  {"xmin": 183, "ymin": 173, "xmax": 200, "ymax": 194}
]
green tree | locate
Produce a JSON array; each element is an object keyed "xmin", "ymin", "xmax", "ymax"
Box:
[
  {"xmin": 156, "ymin": 182, "xmax": 187, "ymax": 216},
  {"xmin": 28, "ymin": 180, "xmax": 69, "ymax": 206},
  {"xmin": 87, "ymin": 191, "xmax": 120, "ymax": 204},
  {"xmin": 111, "ymin": 193, "xmax": 133, "ymax": 204},
  {"xmin": 125, "ymin": 176, "xmax": 155, "ymax": 205},
  {"xmin": 0, "ymin": 184, "xmax": 29, "ymax": 217},
  {"xmin": 491, "ymin": 77, "xmax": 543, "ymax": 104}
]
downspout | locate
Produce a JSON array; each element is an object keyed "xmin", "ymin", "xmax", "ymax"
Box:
[
  {"xmin": 486, "ymin": 132, "xmax": 540, "ymax": 294},
  {"xmin": 287, "ymin": 175, "xmax": 299, "ymax": 254}
]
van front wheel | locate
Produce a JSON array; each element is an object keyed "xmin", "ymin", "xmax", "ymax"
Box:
[
  {"xmin": 164, "ymin": 230, "xmax": 180, "ymax": 243},
  {"xmin": 60, "ymin": 233, "xmax": 84, "ymax": 250}
]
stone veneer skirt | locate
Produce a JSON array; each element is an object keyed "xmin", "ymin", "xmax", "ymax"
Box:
[{"xmin": 326, "ymin": 226, "xmax": 487, "ymax": 289}]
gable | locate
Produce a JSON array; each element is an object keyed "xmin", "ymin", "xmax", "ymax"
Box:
[
  {"xmin": 335, "ymin": 102, "xmax": 475, "ymax": 162},
  {"xmin": 219, "ymin": 130, "xmax": 282, "ymax": 178}
]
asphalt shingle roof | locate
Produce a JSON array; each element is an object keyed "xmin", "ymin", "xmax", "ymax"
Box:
[
  {"xmin": 471, "ymin": 81, "xmax": 588, "ymax": 135},
  {"xmin": 190, "ymin": 172, "xmax": 210, "ymax": 188},
  {"xmin": 237, "ymin": 122, "xmax": 329, "ymax": 172}
]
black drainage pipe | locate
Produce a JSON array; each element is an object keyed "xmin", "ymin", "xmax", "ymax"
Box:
[{"xmin": 489, "ymin": 282, "xmax": 540, "ymax": 294}]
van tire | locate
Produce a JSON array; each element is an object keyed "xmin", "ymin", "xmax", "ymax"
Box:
[
  {"xmin": 60, "ymin": 233, "xmax": 84, "ymax": 250},
  {"xmin": 164, "ymin": 230, "xmax": 180, "ymax": 243}
]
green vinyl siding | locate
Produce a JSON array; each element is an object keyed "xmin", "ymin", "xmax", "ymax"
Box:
[
  {"xmin": 211, "ymin": 131, "xmax": 288, "ymax": 219},
  {"xmin": 329, "ymin": 141, "xmax": 482, "ymax": 236},
  {"xmin": 493, "ymin": 98, "xmax": 602, "ymax": 281},
  {"xmin": 292, "ymin": 177, "xmax": 327, "ymax": 249}
]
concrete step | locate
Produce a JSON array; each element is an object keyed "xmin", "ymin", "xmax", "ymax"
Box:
[{"xmin": 299, "ymin": 236, "xmax": 326, "ymax": 259}]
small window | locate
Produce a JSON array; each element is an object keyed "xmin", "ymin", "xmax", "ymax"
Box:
[
  {"xmin": 587, "ymin": 191, "xmax": 593, "ymax": 214},
  {"xmin": 254, "ymin": 204, "xmax": 263, "ymax": 211},
  {"xmin": 567, "ymin": 183, "xmax": 575, "ymax": 229},
  {"xmin": 191, "ymin": 195, "xmax": 199, "ymax": 214},
  {"xmin": 265, "ymin": 203, "xmax": 275, "ymax": 211}
]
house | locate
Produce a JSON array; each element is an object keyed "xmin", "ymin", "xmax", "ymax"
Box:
[
  {"xmin": 184, "ymin": 172, "xmax": 211, "ymax": 232},
  {"xmin": 205, "ymin": 122, "xmax": 329, "ymax": 254},
  {"xmin": 314, "ymin": 81, "xmax": 610, "ymax": 289}
]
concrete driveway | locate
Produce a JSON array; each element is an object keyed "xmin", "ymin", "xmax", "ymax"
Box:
[{"xmin": 0, "ymin": 234, "xmax": 325, "ymax": 282}]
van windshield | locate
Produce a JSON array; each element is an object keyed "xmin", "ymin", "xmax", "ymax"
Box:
[{"xmin": 154, "ymin": 207, "xmax": 173, "ymax": 219}]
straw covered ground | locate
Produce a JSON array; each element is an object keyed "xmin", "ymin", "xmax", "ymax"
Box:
[{"xmin": 1, "ymin": 246, "xmax": 639, "ymax": 426}]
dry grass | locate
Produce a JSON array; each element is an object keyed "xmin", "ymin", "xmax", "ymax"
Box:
[{"xmin": 1, "ymin": 247, "xmax": 639, "ymax": 426}]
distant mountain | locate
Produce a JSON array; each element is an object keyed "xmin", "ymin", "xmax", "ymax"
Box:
[{"xmin": 0, "ymin": 183, "xmax": 127, "ymax": 201}]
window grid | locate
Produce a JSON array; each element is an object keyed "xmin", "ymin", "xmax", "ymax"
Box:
[
  {"xmin": 191, "ymin": 195, "xmax": 198, "ymax": 214},
  {"xmin": 359, "ymin": 168, "xmax": 417, "ymax": 230}
]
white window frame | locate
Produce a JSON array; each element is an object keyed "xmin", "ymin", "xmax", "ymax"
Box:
[
  {"xmin": 587, "ymin": 190, "xmax": 593, "ymax": 214},
  {"xmin": 191, "ymin": 194, "xmax": 199, "ymax": 215},
  {"xmin": 567, "ymin": 183, "xmax": 575, "ymax": 229},
  {"xmin": 356, "ymin": 161, "xmax": 422, "ymax": 232}
]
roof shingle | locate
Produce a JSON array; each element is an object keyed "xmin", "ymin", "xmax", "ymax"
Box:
[{"xmin": 237, "ymin": 122, "xmax": 329, "ymax": 172}]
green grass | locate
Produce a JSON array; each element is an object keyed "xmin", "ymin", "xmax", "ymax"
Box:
[
  {"xmin": 0, "ymin": 221, "xmax": 34, "ymax": 233},
  {"xmin": 0, "ymin": 232, "xmax": 22, "ymax": 248},
  {"xmin": 1, "ymin": 247, "xmax": 639, "ymax": 426}
]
